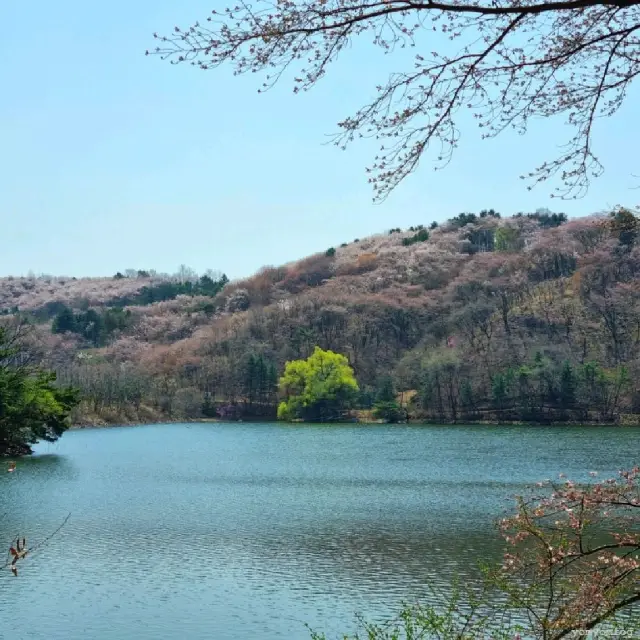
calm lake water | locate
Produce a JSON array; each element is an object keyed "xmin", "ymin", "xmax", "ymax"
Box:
[{"xmin": 1, "ymin": 423, "xmax": 639, "ymax": 639}]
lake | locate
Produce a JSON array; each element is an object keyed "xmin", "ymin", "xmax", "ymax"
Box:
[{"xmin": 1, "ymin": 423, "xmax": 638, "ymax": 639}]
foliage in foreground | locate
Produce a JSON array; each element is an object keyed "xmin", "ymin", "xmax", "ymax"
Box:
[
  {"xmin": 309, "ymin": 467, "xmax": 640, "ymax": 639},
  {"xmin": 307, "ymin": 589, "xmax": 523, "ymax": 640},
  {"xmin": 277, "ymin": 347, "xmax": 359, "ymax": 421},
  {"xmin": 0, "ymin": 324, "xmax": 79, "ymax": 456}
]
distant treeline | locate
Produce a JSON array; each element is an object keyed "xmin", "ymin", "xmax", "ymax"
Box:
[
  {"xmin": 106, "ymin": 273, "xmax": 229, "ymax": 307},
  {"xmin": 10, "ymin": 207, "xmax": 640, "ymax": 427}
]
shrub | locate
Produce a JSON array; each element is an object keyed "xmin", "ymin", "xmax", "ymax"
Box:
[
  {"xmin": 281, "ymin": 253, "xmax": 334, "ymax": 293},
  {"xmin": 226, "ymin": 288, "xmax": 251, "ymax": 312},
  {"xmin": 495, "ymin": 226, "xmax": 524, "ymax": 252},
  {"xmin": 402, "ymin": 229, "xmax": 430, "ymax": 246},
  {"xmin": 336, "ymin": 252, "xmax": 379, "ymax": 276},
  {"xmin": 372, "ymin": 400, "xmax": 404, "ymax": 423},
  {"xmin": 449, "ymin": 212, "xmax": 478, "ymax": 227}
]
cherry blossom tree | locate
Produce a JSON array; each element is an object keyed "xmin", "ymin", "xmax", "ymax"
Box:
[
  {"xmin": 496, "ymin": 467, "xmax": 640, "ymax": 637},
  {"xmin": 149, "ymin": 0, "xmax": 640, "ymax": 201},
  {"xmin": 310, "ymin": 467, "xmax": 640, "ymax": 638}
]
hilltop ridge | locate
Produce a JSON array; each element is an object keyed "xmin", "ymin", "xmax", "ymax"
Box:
[{"xmin": 3, "ymin": 207, "xmax": 639, "ymax": 425}]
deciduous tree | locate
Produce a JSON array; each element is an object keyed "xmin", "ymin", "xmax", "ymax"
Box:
[
  {"xmin": 277, "ymin": 346, "xmax": 359, "ymax": 421},
  {"xmin": 0, "ymin": 325, "xmax": 79, "ymax": 456}
]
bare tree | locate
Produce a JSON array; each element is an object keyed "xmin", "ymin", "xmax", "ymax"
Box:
[
  {"xmin": 148, "ymin": 0, "xmax": 640, "ymax": 201},
  {"xmin": 0, "ymin": 319, "xmax": 38, "ymax": 371}
]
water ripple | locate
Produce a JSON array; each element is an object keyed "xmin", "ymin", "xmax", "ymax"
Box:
[{"xmin": 0, "ymin": 422, "xmax": 638, "ymax": 640}]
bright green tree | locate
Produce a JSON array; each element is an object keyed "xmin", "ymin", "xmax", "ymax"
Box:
[
  {"xmin": 0, "ymin": 326, "xmax": 80, "ymax": 457},
  {"xmin": 495, "ymin": 226, "xmax": 522, "ymax": 252},
  {"xmin": 277, "ymin": 347, "xmax": 359, "ymax": 422}
]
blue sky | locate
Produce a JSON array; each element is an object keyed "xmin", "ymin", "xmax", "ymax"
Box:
[{"xmin": 1, "ymin": 1, "xmax": 639, "ymax": 280}]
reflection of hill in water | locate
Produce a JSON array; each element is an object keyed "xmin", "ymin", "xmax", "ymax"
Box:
[
  {"xmin": 163, "ymin": 470, "xmax": 527, "ymax": 494},
  {"xmin": 212, "ymin": 525, "xmax": 504, "ymax": 598},
  {"xmin": 5, "ymin": 451, "xmax": 72, "ymax": 469},
  {"xmin": 84, "ymin": 510, "xmax": 503, "ymax": 608},
  {"xmin": 1, "ymin": 452, "xmax": 77, "ymax": 487},
  {"xmin": 21, "ymin": 453, "xmax": 68, "ymax": 469},
  {"xmin": 0, "ymin": 453, "xmax": 77, "ymax": 543}
]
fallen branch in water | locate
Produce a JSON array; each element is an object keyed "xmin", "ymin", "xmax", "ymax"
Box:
[{"xmin": 2, "ymin": 513, "xmax": 71, "ymax": 577}]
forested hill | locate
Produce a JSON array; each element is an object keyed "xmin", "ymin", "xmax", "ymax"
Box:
[{"xmin": 3, "ymin": 208, "xmax": 640, "ymax": 425}]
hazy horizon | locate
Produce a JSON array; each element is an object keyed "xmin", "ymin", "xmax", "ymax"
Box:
[{"xmin": 2, "ymin": 0, "xmax": 639, "ymax": 280}]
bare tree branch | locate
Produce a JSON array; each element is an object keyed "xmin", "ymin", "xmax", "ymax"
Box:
[
  {"xmin": 148, "ymin": 0, "xmax": 640, "ymax": 201},
  {"xmin": 1, "ymin": 513, "xmax": 71, "ymax": 577}
]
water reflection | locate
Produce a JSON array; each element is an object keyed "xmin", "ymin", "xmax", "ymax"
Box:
[
  {"xmin": 1, "ymin": 452, "xmax": 70, "ymax": 475},
  {"xmin": 0, "ymin": 422, "xmax": 637, "ymax": 640}
]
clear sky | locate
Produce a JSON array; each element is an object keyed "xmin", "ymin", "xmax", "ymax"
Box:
[{"xmin": 1, "ymin": 1, "xmax": 639, "ymax": 280}]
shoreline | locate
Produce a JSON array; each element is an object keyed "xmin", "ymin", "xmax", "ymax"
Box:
[
  {"xmin": 70, "ymin": 417, "xmax": 223, "ymax": 430},
  {"xmin": 71, "ymin": 418, "xmax": 639, "ymax": 430}
]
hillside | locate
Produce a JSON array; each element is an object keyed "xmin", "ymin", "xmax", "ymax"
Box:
[{"xmin": 3, "ymin": 208, "xmax": 640, "ymax": 426}]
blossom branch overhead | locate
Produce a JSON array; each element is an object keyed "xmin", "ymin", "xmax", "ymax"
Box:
[{"xmin": 148, "ymin": 0, "xmax": 640, "ymax": 201}]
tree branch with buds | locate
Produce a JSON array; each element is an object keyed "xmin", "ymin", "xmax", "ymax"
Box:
[
  {"xmin": 1, "ymin": 514, "xmax": 71, "ymax": 578},
  {"xmin": 497, "ymin": 467, "xmax": 640, "ymax": 637},
  {"xmin": 148, "ymin": 0, "xmax": 640, "ymax": 201}
]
